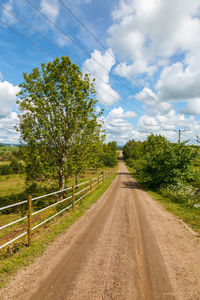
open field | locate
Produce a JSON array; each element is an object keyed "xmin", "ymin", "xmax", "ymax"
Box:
[
  {"xmin": 0, "ymin": 162, "xmax": 10, "ymax": 166},
  {"xmin": 0, "ymin": 164, "xmax": 118, "ymax": 249},
  {"xmin": 0, "ymin": 175, "xmax": 26, "ymax": 198}
]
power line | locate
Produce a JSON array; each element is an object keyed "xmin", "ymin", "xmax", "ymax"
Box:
[
  {"xmin": 58, "ymin": 0, "xmax": 143, "ymax": 88},
  {"xmin": 58, "ymin": 0, "xmax": 155, "ymax": 98},
  {"xmin": 0, "ymin": 3, "xmax": 65, "ymax": 55},
  {"xmin": 174, "ymin": 129, "xmax": 185, "ymax": 144},
  {"xmin": 0, "ymin": 20, "xmax": 54, "ymax": 59},
  {"xmin": 0, "ymin": 4, "xmax": 144, "ymax": 116},
  {"xmin": 23, "ymin": 0, "xmax": 144, "ymax": 104}
]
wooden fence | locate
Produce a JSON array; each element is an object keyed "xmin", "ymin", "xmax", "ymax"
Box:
[{"xmin": 0, "ymin": 171, "xmax": 112, "ymax": 250}]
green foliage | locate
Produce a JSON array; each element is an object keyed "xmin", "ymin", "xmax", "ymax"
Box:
[
  {"xmin": 159, "ymin": 183, "xmax": 200, "ymax": 206},
  {"xmin": 100, "ymin": 141, "xmax": 118, "ymax": 167},
  {"xmin": 0, "ymin": 160, "xmax": 24, "ymax": 175},
  {"xmin": 124, "ymin": 134, "xmax": 198, "ymax": 190},
  {"xmin": 0, "ymin": 146, "xmax": 19, "ymax": 161},
  {"xmin": 100, "ymin": 153, "xmax": 117, "ymax": 167},
  {"xmin": 17, "ymin": 56, "xmax": 103, "ymax": 189},
  {"xmin": 123, "ymin": 139, "xmax": 143, "ymax": 160}
]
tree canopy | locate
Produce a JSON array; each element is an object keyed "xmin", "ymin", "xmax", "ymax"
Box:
[
  {"xmin": 17, "ymin": 56, "xmax": 103, "ymax": 190},
  {"xmin": 123, "ymin": 134, "xmax": 198, "ymax": 189}
]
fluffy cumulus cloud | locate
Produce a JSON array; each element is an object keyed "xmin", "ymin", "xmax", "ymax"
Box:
[
  {"xmin": 155, "ymin": 56, "xmax": 200, "ymax": 102},
  {"xmin": 137, "ymin": 110, "xmax": 200, "ymax": 143},
  {"xmin": 0, "ymin": 112, "xmax": 19, "ymax": 144},
  {"xmin": 107, "ymin": 0, "xmax": 200, "ymax": 116},
  {"xmin": 102, "ymin": 107, "xmax": 140, "ymax": 144},
  {"xmin": 109, "ymin": 0, "xmax": 200, "ymax": 64},
  {"xmin": 180, "ymin": 99, "xmax": 200, "ymax": 116},
  {"xmin": 0, "ymin": 80, "xmax": 20, "ymax": 143},
  {"xmin": 1, "ymin": 0, "xmax": 16, "ymax": 24},
  {"xmin": 40, "ymin": 0, "xmax": 60, "ymax": 22},
  {"xmin": 0, "ymin": 80, "xmax": 20, "ymax": 118},
  {"xmin": 83, "ymin": 49, "xmax": 120, "ymax": 105},
  {"xmin": 136, "ymin": 88, "xmax": 172, "ymax": 115}
]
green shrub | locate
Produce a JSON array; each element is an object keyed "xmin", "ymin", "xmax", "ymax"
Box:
[
  {"xmin": 0, "ymin": 160, "xmax": 24, "ymax": 175},
  {"xmin": 100, "ymin": 153, "xmax": 117, "ymax": 167}
]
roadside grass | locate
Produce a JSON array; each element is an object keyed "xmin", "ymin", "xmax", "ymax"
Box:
[
  {"xmin": 126, "ymin": 165, "xmax": 200, "ymax": 235},
  {"xmin": 0, "ymin": 174, "xmax": 26, "ymax": 198},
  {"xmin": 0, "ymin": 166, "xmax": 114, "ymax": 199},
  {"xmin": 0, "ymin": 162, "xmax": 10, "ymax": 166},
  {"xmin": 0, "ymin": 146, "xmax": 18, "ymax": 152},
  {"xmin": 0, "ymin": 170, "xmax": 117, "ymax": 288},
  {"xmin": 147, "ymin": 190, "xmax": 200, "ymax": 235},
  {"xmin": 0, "ymin": 167, "xmax": 117, "ymax": 244}
]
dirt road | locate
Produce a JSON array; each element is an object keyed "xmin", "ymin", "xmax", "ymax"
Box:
[{"xmin": 1, "ymin": 158, "xmax": 200, "ymax": 299}]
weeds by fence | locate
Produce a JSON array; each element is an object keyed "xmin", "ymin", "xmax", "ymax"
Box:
[{"xmin": 0, "ymin": 171, "xmax": 111, "ymax": 251}]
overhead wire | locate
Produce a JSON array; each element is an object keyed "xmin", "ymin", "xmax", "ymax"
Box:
[
  {"xmin": 23, "ymin": 0, "xmax": 145, "ymax": 108},
  {"xmin": 58, "ymin": 0, "xmax": 156, "ymax": 100},
  {"xmin": 58, "ymin": 0, "xmax": 143, "ymax": 89},
  {"xmin": 0, "ymin": 3, "xmax": 144, "ymax": 115},
  {"xmin": 0, "ymin": 19, "xmax": 54, "ymax": 59}
]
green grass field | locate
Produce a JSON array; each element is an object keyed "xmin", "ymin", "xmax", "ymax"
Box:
[
  {"xmin": 0, "ymin": 174, "xmax": 26, "ymax": 198},
  {"xmin": 0, "ymin": 162, "xmax": 10, "ymax": 166}
]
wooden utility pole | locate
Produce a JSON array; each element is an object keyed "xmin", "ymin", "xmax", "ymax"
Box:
[{"xmin": 174, "ymin": 129, "xmax": 185, "ymax": 144}]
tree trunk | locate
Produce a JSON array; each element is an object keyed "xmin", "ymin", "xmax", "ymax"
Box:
[
  {"xmin": 58, "ymin": 173, "xmax": 65, "ymax": 200},
  {"xmin": 64, "ymin": 176, "xmax": 68, "ymax": 189},
  {"xmin": 75, "ymin": 174, "xmax": 78, "ymax": 188}
]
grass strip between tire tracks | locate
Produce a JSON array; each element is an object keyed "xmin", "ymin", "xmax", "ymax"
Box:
[{"xmin": 0, "ymin": 170, "xmax": 117, "ymax": 288}]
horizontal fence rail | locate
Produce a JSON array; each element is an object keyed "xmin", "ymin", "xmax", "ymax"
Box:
[{"xmin": 0, "ymin": 171, "xmax": 112, "ymax": 250}]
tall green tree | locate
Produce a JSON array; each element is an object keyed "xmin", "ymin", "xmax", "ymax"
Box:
[
  {"xmin": 17, "ymin": 56, "xmax": 103, "ymax": 190},
  {"xmin": 67, "ymin": 124, "xmax": 104, "ymax": 186}
]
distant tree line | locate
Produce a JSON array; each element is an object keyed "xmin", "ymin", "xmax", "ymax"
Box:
[{"xmin": 0, "ymin": 159, "xmax": 24, "ymax": 175}]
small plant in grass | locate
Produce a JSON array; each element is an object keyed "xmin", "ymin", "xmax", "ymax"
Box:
[{"xmin": 159, "ymin": 182, "xmax": 200, "ymax": 206}]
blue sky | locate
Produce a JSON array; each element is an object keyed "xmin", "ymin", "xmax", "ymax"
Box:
[{"xmin": 1, "ymin": 0, "xmax": 200, "ymax": 145}]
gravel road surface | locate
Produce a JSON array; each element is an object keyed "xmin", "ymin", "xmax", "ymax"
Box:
[{"xmin": 1, "ymin": 158, "xmax": 200, "ymax": 300}]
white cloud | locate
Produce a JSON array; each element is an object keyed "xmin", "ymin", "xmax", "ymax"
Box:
[
  {"xmin": 83, "ymin": 49, "xmax": 120, "ymax": 106},
  {"xmin": 156, "ymin": 57, "xmax": 200, "ymax": 102},
  {"xmin": 109, "ymin": 0, "xmax": 200, "ymax": 61},
  {"xmin": 107, "ymin": 0, "xmax": 200, "ymax": 109},
  {"xmin": 1, "ymin": 0, "xmax": 16, "ymax": 25},
  {"xmin": 136, "ymin": 87, "xmax": 172, "ymax": 115},
  {"xmin": 102, "ymin": 107, "xmax": 139, "ymax": 144},
  {"xmin": 40, "ymin": 0, "xmax": 60, "ymax": 22},
  {"xmin": 0, "ymin": 80, "xmax": 20, "ymax": 118},
  {"xmin": 0, "ymin": 112, "xmax": 19, "ymax": 144},
  {"xmin": 180, "ymin": 99, "xmax": 200, "ymax": 115},
  {"xmin": 137, "ymin": 110, "xmax": 200, "ymax": 143}
]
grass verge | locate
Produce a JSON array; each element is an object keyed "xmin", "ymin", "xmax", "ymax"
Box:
[
  {"xmin": 0, "ymin": 170, "xmax": 117, "ymax": 288},
  {"xmin": 126, "ymin": 165, "xmax": 200, "ymax": 236}
]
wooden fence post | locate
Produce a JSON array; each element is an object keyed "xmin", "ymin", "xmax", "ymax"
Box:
[
  {"xmin": 72, "ymin": 185, "xmax": 75, "ymax": 211},
  {"xmin": 98, "ymin": 175, "xmax": 99, "ymax": 188},
  {"xmin": 27, "ymin": 195, "xmax": 32, "ymax": 247},
  {"xmin": 90, "ymin": 179, "xmax": 92, "ymax": 193}
]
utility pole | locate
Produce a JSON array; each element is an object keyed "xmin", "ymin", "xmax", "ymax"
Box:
[{"xmin": 174, "ymin": 129, "xmax": 185, "ymax": 144}]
